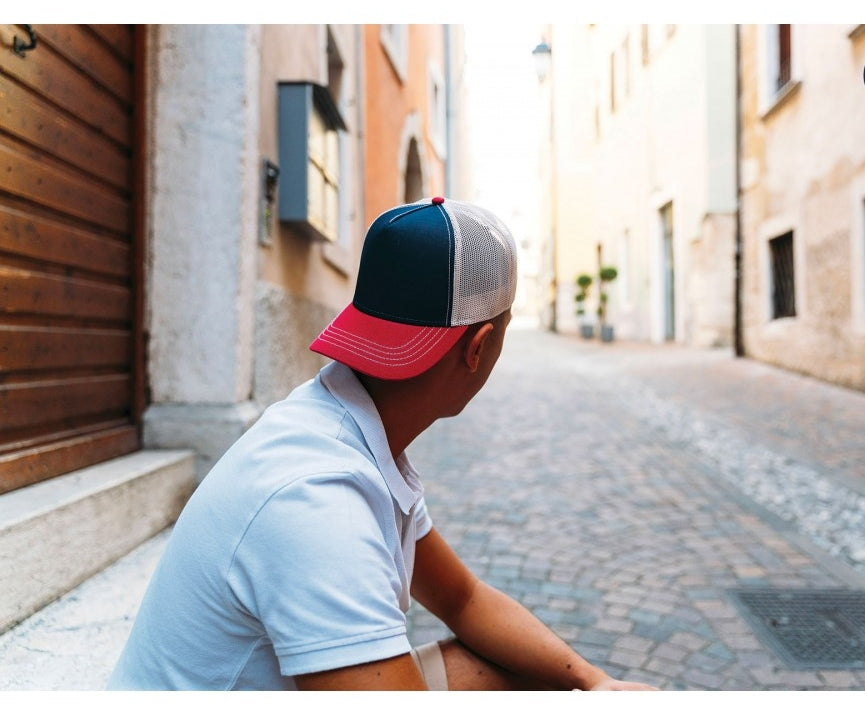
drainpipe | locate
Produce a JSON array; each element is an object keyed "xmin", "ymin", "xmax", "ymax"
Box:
[
  {"xmin": 734, "ymin": 24, "xmax": 744, "ymax": 357},
  {"xmin": 355, "ymin": 24, "xmax": 367, "ymax": 232},
  {"xmin": 444, "ymin": 25, "xmax": 453, "ymax": 196}
]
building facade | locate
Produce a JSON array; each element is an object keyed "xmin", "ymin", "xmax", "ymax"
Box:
[
  {"xmin": 738, "ymin": 24, "xmax": 865, "ymax": 390},
  {"xmin": 363, "ymin": 25, "xmax": 468, "ymax": 220},
  {"xmin": 545, "ymin": 24, "xmax": 737, "ymax": 346},
  {"xmin": 0, "ymin": 23, "xmax": 465, "ymax": 633}
]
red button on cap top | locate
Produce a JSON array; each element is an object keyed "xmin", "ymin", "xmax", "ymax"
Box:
[{"xmin": 432, "ymin": 196, "xmax": 445, "ymax": 205}]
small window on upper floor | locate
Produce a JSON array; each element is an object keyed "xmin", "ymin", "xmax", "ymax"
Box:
[
  {"xmin": 760, "ymin": 24, "xmax": 800, "ymax": 116},
  {"xmin": 380, "ymin": 24, "xmax": 408, "ymax": 81},
  {"xmin": 428, "ymin": 62, "xmax": 447, "ymax": 158},
  {"xmin": 621, "ymin": 34, "xmax": 630, "ymax": 100},
  {"xmin": 775, "ymin": 24, "xmax": 792, "ymax": 92},
  {"xmin": 609, "ymin": 50, "xmax": 616, "ymax": 112}
]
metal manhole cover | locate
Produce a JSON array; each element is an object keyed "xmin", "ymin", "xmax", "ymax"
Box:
[{"xmin": 729, "ymin": 588, "xmax": 865, "ymax": 669}]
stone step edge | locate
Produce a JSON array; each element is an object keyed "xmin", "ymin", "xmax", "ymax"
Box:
[{"xmin": 0, "ymin": 449, "xmax": 196, "ymax": 634}]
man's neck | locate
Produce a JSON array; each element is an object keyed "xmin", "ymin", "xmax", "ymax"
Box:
[{"xmin": 354, "ymin": 369, "xmax": 446, "ymax": 461}]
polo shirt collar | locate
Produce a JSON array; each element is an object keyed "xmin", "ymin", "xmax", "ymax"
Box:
[{"xmin": 319, "ymin": 362, "xmax": 423, "ymax": 515}]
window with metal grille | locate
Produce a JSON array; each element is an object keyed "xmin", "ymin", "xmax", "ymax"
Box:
[{"xmin": 770, "ymin": 231, "xmax": 796, "ymax": 319}]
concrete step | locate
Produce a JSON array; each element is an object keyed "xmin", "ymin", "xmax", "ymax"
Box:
[
  {"xmin": 0, "ymin": 526, "xmax": 169, "ymax": 690},
  {"xmin": 0, "ymin": 449, "xmax": 195, "ymax": 636}
]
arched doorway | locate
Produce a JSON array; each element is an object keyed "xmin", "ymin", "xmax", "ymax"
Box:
[{"xmin": 404, "ymin": 137, "xmax": 423, "ymax": 203}]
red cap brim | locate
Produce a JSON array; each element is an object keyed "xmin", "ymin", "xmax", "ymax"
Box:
[{"xmin": 309, "ymin": 304, "xmax": 468, "ymax": 380}]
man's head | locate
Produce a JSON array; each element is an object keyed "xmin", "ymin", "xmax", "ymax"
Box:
[{"xmin": 310, "ymin": 197, "xmax": 518, "ymax": 380}]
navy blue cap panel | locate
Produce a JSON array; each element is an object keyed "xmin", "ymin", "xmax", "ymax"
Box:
[{"xmin": 353, "ymin": 203, "xmax": 455, "ymax": 327}]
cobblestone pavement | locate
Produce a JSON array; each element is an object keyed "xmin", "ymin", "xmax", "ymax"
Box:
[{"xmin": 405, "ymin": 324, "xmax": 865, "ymax": 691}]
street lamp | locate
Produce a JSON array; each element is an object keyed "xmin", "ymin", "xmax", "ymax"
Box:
[
  {"xmin": 532, "ymin": 41, "xmax": 552, "ymax": 83},
  {"xmin": 533, "ymin": 38, "xmax": 557, "ymax": 332}
]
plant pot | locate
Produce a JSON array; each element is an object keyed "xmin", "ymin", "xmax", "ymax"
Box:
[
  {"xmin": 580, "ymin": 324, "xmax": 594, "ymax": 339},
  {"xmin": 600, "ymin": 324, "xmax": 614, "ymax": 343}
]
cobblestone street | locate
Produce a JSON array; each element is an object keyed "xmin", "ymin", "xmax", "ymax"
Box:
[{"xmin": 406, "ymin": 323, "xmax": 865, "ymax": 690}]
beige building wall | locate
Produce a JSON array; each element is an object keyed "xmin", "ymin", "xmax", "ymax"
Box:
[
  {"xmin": 255, "ymin": 25, "xmax": 366, "ymax": 411},
  {"xmin": 552, "ymin": 24, "xmax": 736, "ymax": 346},
  {"xmin": 739, "ymin": 24, "xmax": 865, "ymax": 391},
  {"xmin": 144, "ymin": 25, "xmax": 365, "ymax": 478}
]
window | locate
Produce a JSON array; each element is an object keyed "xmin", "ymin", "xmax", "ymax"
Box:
[
  {"xmin": 776, "ymin": 24, "xmax": 792, "ymax": 91},
  {"xmin": 327, "ymin": 29, "xmax": 350, "ymax": 249},
  {"xmin": 761, "ymin": 24, "xmax": 797, "ymax": 110},
  {"xmin": 277, "ymin": 31, "xmax": 349, "ymax": 244},
  {"xmin": 380, "ymin": 24, "xmax": 408, "ymax": 81},
  {"xmin": 277, "ymin": 82, "xmax": 346, "ymax": 242},
  {"xmin": 621, "ymin": 35, "xmax": 630, "ymax": 99},
  {"xmin": 610, "ymin": 34, "xmax": 630, "ymax": 114},
  {"xmin": 306, "ymin": 102, "xmax": 340, "ymax": 240},
  {"xmin": 770, "ymin": 231, "xmax": 796, "ymax": 318},
  {"xmin": 428, "ymin": 62, "xmax": 447, "ymax": 157},
  {"xmin": 640, "ymin": 25, "xmax": 649, "ymax": 65},
  {"xmin": 640, "ymin": 24, "xmax": 671, "ymax": 66},
  {"xmin": 609, "ymin": 51, "xmax": 616, "ymax": 112},
  {"xmin": 404, "ymin": 138, "xmax": 423, "ymax": 203}
]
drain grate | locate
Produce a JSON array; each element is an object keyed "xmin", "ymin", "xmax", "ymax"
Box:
[{"xmin": 729, "ymin": 588, "xmax": 865, "ymax": 669}]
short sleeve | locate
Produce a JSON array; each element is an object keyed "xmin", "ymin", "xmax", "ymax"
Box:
[
  {"xmin": 227, "ymin": 472, "xmax": 413, "ymax": 677},
  {"xmin": 413, "ymin": 496, "xmax": 433, "ymax": 540}
]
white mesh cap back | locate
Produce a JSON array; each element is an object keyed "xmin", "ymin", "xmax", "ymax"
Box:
[{"xmin": 436, "ymin": 199, "xmax": 518, "ymax": 325}]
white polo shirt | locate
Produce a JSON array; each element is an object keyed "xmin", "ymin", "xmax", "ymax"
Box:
[{"xmin": 108, "ymin": 362, "xmax": 433, "ymax": 690}]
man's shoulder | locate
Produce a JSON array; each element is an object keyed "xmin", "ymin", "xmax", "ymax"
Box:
[{"xmin": 196, "ymin": 378, "xmax": 378, "ymax": 501}]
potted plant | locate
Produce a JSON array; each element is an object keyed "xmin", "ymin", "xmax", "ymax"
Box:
[
  {"xmin": 597, "ymin": 265, "xmax": 618, "ymax": 342},
  {"xmin": 574, "ymin": 273, "xmax": 594, "ymax": 339}
]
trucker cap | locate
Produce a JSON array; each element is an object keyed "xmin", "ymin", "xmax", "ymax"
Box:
[{"xmin": 309, "ymin": 196, "xmax": 518, "ymax": 380}]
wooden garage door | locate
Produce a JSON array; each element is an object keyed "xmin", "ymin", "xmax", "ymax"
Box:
[{"xmin": 0, "ymin": 25, "xmax": 144, "ymax": 494}]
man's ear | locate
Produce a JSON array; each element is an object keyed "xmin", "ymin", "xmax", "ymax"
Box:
[{"xmin": 463, "ymin": 323, "xmax": 494, "ymax": 373}]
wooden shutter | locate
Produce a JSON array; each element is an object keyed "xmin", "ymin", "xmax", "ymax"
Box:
[{"xmin": 0, "ymin": 24, "xmax": 143, "ymax": 494}]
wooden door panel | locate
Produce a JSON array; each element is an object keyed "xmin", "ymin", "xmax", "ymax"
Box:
[
  {"xmin": 0, "ymin": 24, "xmax": 142, "ymax": 492},
  {"xmin": 0, "ymin": 141, "xmax": 130, "ymax": 233},
  {"xmin": 0, "ymin": 75, "xmax": 130, "ymax": 188},
  {"xmin": 0, "ymin": 374, "xmax": 130, "ymax": 434},
  {"xmin": 0, "ymin": 266, "xmax": 130, "ymax": 322},
  {"xmin": 88, "ymin": 25, "xmax": 133, "ymax": 59},
  {"xmin": 35, "ymin": 25, "xmax": 132, "ymax": 104},
  {"xmin": 0, "ymin": 206, "xmax": 130, "ymax": 277},
  {"xmin": 0, "ymin": 326, "xmax": 131, "ymax": 373},
  {"xmin": 1, "ymin": 24, "xmax": 130, "ymax": 146}
]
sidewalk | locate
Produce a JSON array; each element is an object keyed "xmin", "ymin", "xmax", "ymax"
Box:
[{"xmin": 2, "ymin": 325, "xmax": 864, "ymax": 690}]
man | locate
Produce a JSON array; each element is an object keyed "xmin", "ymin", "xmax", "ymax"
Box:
[{"xmin": 109, "ymin": 197, "xmax": 655, "ymax": 691}]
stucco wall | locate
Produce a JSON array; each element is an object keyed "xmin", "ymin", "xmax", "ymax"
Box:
[
  {"xmin": 364, "ymin": 25, "xmax": 447, "ymax": 220},
  {"xmin": 558, "ymin": 24, "xmax": 736, "ymax": 346},
  {"xmin": 146, "ymin": 24, "xmax": 260, "ymax": 407},
  {"xmin": 739, "ymin": 25, "xmax": 865, "ymax": 390}
]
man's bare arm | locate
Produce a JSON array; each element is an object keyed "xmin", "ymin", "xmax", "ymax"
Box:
[{"xmin": 294, "ymin": 652, "xmax": 426, "ymax": 690}]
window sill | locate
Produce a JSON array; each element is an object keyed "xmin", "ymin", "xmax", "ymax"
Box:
[
  {"xmin": 760, "ymin": 80, "xmax": 802, "ymax": 122},
  {"xmin": 322, "ymin": 240, "xmax": 352, "ymax": 277}
]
